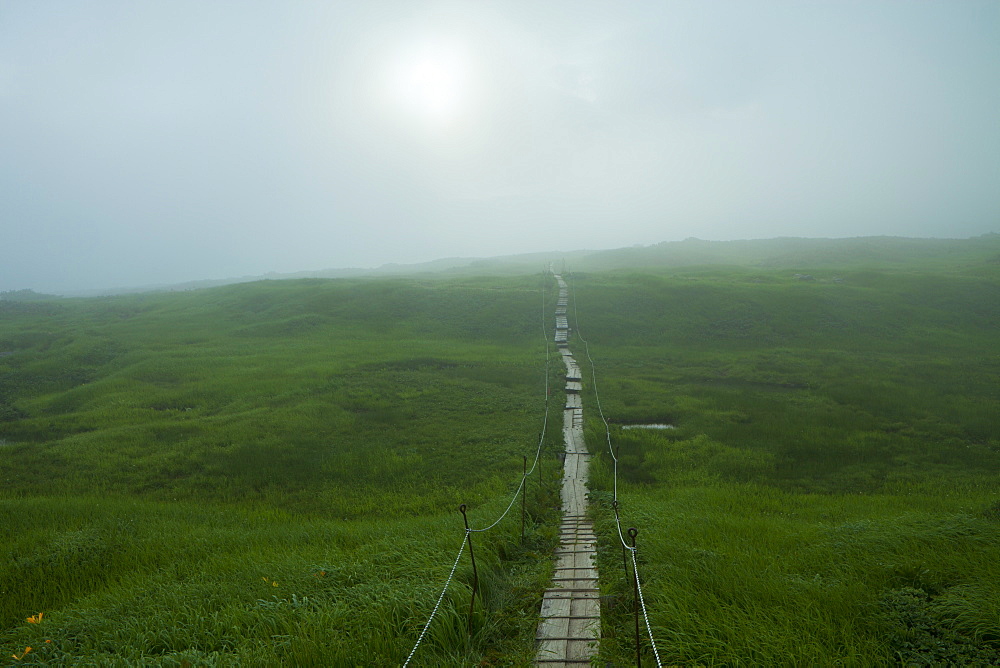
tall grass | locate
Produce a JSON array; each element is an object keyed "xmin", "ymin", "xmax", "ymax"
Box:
[
  {"xmin": 574, "ymin": 261, "xmax": 1000, "ymax": 664},
  {"xmin": 5, "ymin": 251, "xmax": 999, "ymax": 664},
  {"xmin": 2, "ymin": 494, "xmax": 559, "ymax": 665},
  {"xmin": 1, "ymin": 275, "xmax": 562, "ymax": 664}
]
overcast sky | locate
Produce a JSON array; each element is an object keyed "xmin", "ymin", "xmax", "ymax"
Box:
[{"xmin": 2, "ymin": 1, "xmax": 998, "ymax": 293}]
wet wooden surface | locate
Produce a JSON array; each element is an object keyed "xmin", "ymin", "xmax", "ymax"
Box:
[{"xmin": 536, "ymin": 274, "xmax": 600, "ymax": 666}]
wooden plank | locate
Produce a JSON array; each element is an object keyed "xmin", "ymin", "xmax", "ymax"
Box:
[{"xmin": 536, "ymin": 284, "xmax": 600, "ymax": 666}]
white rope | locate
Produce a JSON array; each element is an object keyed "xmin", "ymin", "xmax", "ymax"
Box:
[
  {"xmin": 470, "ymin": 271, "xmax": 551, "ymax": 531},
  {"xmin": 630, "ymin": 547, "xmax": 664, "ymax": 668},
  {"xmin": 406, "ymin": 273, "xmax": 556, "ymax": 662},
  {"xmin": 610, "ymin": 495, "xmax": 632, "ymax": 550},
  {"xmin": 566, "ymin": 272, "xmax": 633, "ymax": 549},
  {"xmin": 564, "ymin": 270, "xmax": 665, "ymax": 664},
  {"xmin": 524, "ymin": 275, "xmax": 551, "ymax": 478},
  {"xmin": 528, "ymin": 270, "xmax": 551, "ymax": 479},
  {"xmin": 470, "ymin": 475, "xmax": 527, "ymax": 533},
  {"xmin": 568, "ymin": 274, "xmax": 617, "ymax": 468},
  {"xmin": 402, "ymin": 531, "xmax": 468, "ymax": 667}
]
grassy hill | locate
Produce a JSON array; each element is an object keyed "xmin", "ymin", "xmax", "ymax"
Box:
[
  {"xmin": 2, "ymin": 236, "xmax": 998, "ymax": 665},
  {"xmin": 569, "ymin": 254, "xmax": 1000, "ymax": 664},
  {"xmin": 51, "ymin": 233, "xmax": 999, "ymax": 297},
  {"xmin": 576, "ymin": 233, "xmax": 1000, "ymax": 273},
  {"xmin": 1, "ymin": 275, "xmax": 562, "ymax": 665}
]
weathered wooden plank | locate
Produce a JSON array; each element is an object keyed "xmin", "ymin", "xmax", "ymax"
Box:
[{"xmin": 537, "ymin": 275, "xmax": 600, "ymax": 666}]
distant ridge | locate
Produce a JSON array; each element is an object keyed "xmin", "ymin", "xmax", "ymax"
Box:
[
  {"xmin": 577, "ymin": 233, "xmax": 1000, "ymax": 271},
  {"xmin": 55, "ymin": 234, "xmax": 999, "ymax": 297}
]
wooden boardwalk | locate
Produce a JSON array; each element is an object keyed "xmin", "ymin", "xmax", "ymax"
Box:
[{"xmin": 536, "ymin": 274, "xmax": 600, "ymax": 666}]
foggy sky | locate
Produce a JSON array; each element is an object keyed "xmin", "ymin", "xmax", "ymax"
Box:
[{"xmin": 2, "ymin": 1, "xmax": 998, "ymax": 294}]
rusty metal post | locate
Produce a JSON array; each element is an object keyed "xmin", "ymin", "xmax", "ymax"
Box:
[
  {"xmin": 615, "ymin": 500, "xmax": 629, "ymax": 582},
  {"xmin": 538, "ymin": 432, "xmax": 543, "ymax": 503},
  {"xmin": 460, "ymin": 504, "xmax": 478, "ymax": 637},
  {"xmin": 521, "ymin": 455, "xmax": 527, "ymax": 542},
  {"xmin": 629, "ymin": 527, "xmax": 640, "ymax": 667}
]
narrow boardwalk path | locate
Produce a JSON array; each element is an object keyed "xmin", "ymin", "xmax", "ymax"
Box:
[{"xmin": 535, "ymin": 274, "xmax": 600, "ymax": 666}]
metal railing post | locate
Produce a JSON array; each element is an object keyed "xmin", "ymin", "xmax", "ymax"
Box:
[
  {"xmin": 521, "ymin": 455, "xmax": 527, "ymax": 542},
  {"xmin": 460, "ymin": 504, "xmax": 478, "ymax": 637},
  {"xmin": 629, "ymin": 527, "xmax": 640, "ymax": 667}
]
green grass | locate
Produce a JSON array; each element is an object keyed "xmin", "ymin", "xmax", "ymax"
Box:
[
  {"xmin": 2, "ymin": 494, "xmax": 560, "ymax": 665},
  {"xmin": 1, "ymin": 275, "xmax": 563, "ymax": 665},
  {"xmin": 592, "ymin": 483, "xmax": 1000, "ymax": 665},
  {"xmin": 4, "ymin": 239, "xmax": 1000, "ymax": 665},
  {"xmin": 571, "ymin": 259, "xmax": 1000, "ymax": 665}
]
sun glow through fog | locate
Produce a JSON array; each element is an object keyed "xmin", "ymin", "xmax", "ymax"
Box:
[{"xmin": 386, "ymin": 42, "xmax": 473, "ymax": 126}]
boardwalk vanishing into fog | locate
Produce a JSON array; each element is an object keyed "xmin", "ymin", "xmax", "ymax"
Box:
[{"xmin": 535, "ymin": 274, "xmax": 600, "ymax": 666}]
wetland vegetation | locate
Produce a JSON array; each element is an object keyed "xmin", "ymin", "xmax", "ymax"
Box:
[
  {"xmin": 1, "ymin": 276, "xmax": 563, "ymax": 665},
  {"xmin": 573, "ymin": 243, "xmax": 1000, "ymax": 665},
  {"xmin": 2, "ymin": 235, "xmax": 998, "ymax": 665}
]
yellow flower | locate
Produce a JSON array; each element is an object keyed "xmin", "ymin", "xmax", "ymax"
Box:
[
  {"xmin": 26, "ymin": 612, "xmax": 43, "ymax": 623},
  {"xmin": 12, "ymin": 646, "xmax": 32, "ymax": 660}
]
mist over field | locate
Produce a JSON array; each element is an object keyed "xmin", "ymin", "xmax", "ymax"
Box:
[
  {"xmin": 2, "ymin": 235, "xmax": 999, "ymax": 663},
  {"xmin": 2, "ymin": 4, "xmax": 1000, "ymax": 663},
  {"xmin": 2, "ymin": 0, "xmax": 998, "ymax": 293},
  {"xmin": 3, "ymin": 4, "xmax": 1000, "ymax": 658}
]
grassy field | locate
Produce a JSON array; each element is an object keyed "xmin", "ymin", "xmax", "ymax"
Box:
[
  {"xmin": 569, "ymin": 257, "xmax": 1000, "ymax": 664},
  {"xmin": 3, "ymin": 236, "xmax": 998, "ymax": 665},
  {"xmin": 1, "ymin": 276, "xmax": 563, "ymax": 665}
]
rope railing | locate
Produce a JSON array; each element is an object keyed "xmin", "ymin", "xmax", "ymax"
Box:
[
  {"xmin": 403, "ymin": 271, "xmax": 555, "ymax": 664},
  {"xmin": 404, "ymin": 269, "xmax": 663, "ymax": 666},
  {"xmin": 631, "ymin": 546, "xmax": 664, "ymax": 667},
  {"xmin": 401, "ymin": 530, "xmax": 468, "ymax": 668},
  {"xmin": 469, "ymin": 274, "xmax": 552, "ymax": 532},
  {"xmin": 468, "ymin": 475, "xmax": 528, "ymax": 534},
  {"xmin": 567, "ymin": 270, "xmax": 663, "ymax": 667}
]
